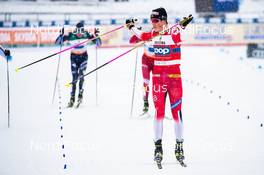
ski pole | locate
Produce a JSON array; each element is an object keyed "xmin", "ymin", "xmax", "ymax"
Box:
[
  {"xmin": 6, "ymin": 56, "xmax": 11, "ymax": 128},
  {"xmin": 15, "ymin": 25, "xmax": 125, "ymax": 72},
  {"xmin": 65, "ymin": 23, "xmax": 182, "ymax": 87},
  {"xmin": 130, "ymin": 49, "xmax": 139, "ymax": 118},
  {"xmin": 65, "ymin": 41, "xmax": 144, "ymax": 87},
  {"xmin": 0, "ymin": 46, "xmax": 11, "ymax": 128},
  {"xmin": 52, "ymin": 27, "xmax": 64, "ymax": 104},
  {"xmin": 95, "ymin": 45, "xmax": 98, "ymax": 106},
  {"xmin": 51, "ymin": 43, "xmax": 63, "ymax": 104}
]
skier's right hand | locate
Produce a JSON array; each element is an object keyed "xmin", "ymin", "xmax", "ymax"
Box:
[
  {"xmin": 94, "ymin": 28, "xmax": 100, "ymax": 36},
  {"xmin": 55, "ymin": 35, "xmax": 64, "ymax": 45},
  {"xmin": 55, "ymin": 27, "xmax": 65, "ymax": 45},
  {"xmin": 4, "ymin": 49, "xmax": 10, "ymax": 56},
  {"xmin": 125, "ymin": 18, "xmax": 137, "ymax": 30},
  {"xmin": 60, "ymin": 27, "xmax": 64, "ymax": 35}
]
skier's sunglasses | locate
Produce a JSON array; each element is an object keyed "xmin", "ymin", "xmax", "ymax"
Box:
[{"xmin": 151, "ymin": 18, "xmax": 161, "ymax": 24}]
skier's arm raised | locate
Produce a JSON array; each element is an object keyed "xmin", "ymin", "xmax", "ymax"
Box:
[{"xmin": 126, "ymin": 15, "xmax": 193, "ymax": 41}]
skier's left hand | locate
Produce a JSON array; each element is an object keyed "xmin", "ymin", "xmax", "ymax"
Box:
[
  {"xmin": 125, "ymin": 18, "xmax": 137, "ymax": 30},
  {"xmin": 180, "ymin": 14, "xmax": 193, "ymax": 27},
  {"xmin": 94, "ymin": 28, "xmax": 100, "ymax": 36}
]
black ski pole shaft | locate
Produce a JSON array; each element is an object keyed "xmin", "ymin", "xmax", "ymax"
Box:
[{"xmin": 15, "ymin": 52, "xmax": 57, "ymax": 72}]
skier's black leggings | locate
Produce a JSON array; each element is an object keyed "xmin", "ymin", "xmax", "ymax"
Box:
[{"xmin": 70, "ymin": 52, "xmax": 88, "ymax": 97}]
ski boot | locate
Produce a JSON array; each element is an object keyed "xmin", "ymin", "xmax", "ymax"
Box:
[
  {"xmin": 154, "ymin": 139, "xmax": 163, "ymax": 169},
  {"xmin": 76, "ymin": 93, "xmax": 83, "ymax": 108},
  {"xmin": 175, "ymin": 139, "xmax": 187, "ymax": 167},
  {"xmin": 67, "ymin": 95, "xmax": 75, "ymax": 108}
]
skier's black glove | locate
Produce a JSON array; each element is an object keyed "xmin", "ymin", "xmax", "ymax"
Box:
[
  {"xmin": 126, "ymin": 19, "xmax": 137, "ymax": 30},
  {"xmin": 94, "ymin": 28, "xmax": 100, "ymax": 36},
  {"xmin": 55, "ymin": 35, "xmax": 64, "ymax": 45},
  {"xmin": 55, "ymin": 27, "xmax": 65, "ymax": 45},
  {"xmin": 180, "ymin": 14, "xmax": 193, "ymax": 27},
  {"xmin": 60, "ymin": 27, "xmax": 64, "ymax": 35},
  {"xmin": 4, "ymin": 49, "xmax": 10, "ymax": 56}
]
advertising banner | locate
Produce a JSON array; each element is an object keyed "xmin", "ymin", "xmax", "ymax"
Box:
[
  {"xmin": 213, "ymin": 0, "xmax": 239, "ymax": 13},
  {"xmin": 0, "ymin": 24, "xmax": 264, "ymax": 47},
  {"xmin": 247, "ymin": 43, "xmax": 264, "ymax": 58}
]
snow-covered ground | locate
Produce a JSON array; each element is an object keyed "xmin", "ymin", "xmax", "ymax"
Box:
[{"xmin": 0, "ymin": 45, "xmax": 264, "ymax": 175}]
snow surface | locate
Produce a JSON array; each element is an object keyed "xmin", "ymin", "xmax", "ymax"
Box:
[{"xmin": 0, "ymin": 45, "xmax": 264, "ymax": 175}]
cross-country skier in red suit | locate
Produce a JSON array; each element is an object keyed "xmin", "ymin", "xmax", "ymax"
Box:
[
  {"xmin": 129, "ymin": 33, "xmax": 154, "ymax": 114},
  {"xmin": 126, "ymin": 7, "xmax": 193, "ymax": 168}
]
